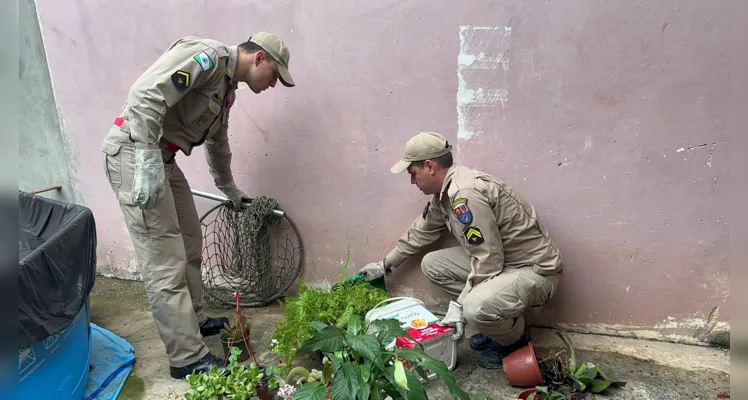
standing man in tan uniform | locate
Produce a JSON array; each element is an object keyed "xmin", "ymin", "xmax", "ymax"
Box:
[
  {"xmin": 359, "ymin": 132, "xmax": 564, "ymax": 369},
  {"xmin": 101, "ymin": 32, "xmax": 295, "ymax": 378}
]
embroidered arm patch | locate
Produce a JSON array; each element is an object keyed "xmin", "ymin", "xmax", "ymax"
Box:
[
  {"xmin": 193, "ymin": 51, "xmax": 215, "ymax": 72},
  {"xmin": 171, "ymin": 70, "xmax": 190, "ymax": 91},
  {"xmin": 464, "ymin": 227, "xmax": 484, "ymax": 245},
  {"xmin": 452, "ymin": 198, "xmax": 473, "ymax": 224}
]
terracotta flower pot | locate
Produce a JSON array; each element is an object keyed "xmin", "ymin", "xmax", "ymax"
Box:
[
  {"xmin": 503, "ymin": 342, "xmax": 544, "ymax": 387},
  {"xmin": 514, "ymin": 388, "xmax": 539, "ymax": 400}
]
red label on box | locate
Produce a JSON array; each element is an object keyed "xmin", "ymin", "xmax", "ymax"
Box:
[{"xmin": 386, "ymin": 304, "xmax": 453, "ymax": 343}]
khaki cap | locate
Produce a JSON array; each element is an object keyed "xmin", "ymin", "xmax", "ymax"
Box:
[
  {"xmin": 390, "ymin": 132, "xmax": 452, "ymax": 174},
  {"xmin": 249, "ymin": 32, "xmax": 295, "ymax": 87}
]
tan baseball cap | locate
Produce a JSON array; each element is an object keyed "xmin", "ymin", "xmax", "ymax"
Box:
[
  {"xmin": 390, "ymin": 132, "xmax": 452, "ymax": 174},
  {"xmin": 250, "ymin": 32, "xmax": 295, "ymax": 87}
]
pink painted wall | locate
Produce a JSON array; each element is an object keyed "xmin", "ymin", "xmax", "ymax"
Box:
[{"xmin": 35, "ymin": 0, "xmax": 733, "ymax": 343}]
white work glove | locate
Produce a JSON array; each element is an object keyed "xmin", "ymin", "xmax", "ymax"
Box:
[
  {"xmin": 217, "ymin": 180, "xmax": 250, "ymax": 210},
  {"xmin": 358, "ymin": 260, "xmax": 387, "ymax": 281},
  {"xmin": 437, "ymin": 300, "xmax": 466, "ymax": 341},
  {"xmin": 131, "ymin": 144, "xmax": 165, "ymax": 210}
]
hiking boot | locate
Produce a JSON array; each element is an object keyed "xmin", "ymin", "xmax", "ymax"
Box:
[{"xmin": 170, "ymin": 352, "xmax": 228, "ymax": 379}]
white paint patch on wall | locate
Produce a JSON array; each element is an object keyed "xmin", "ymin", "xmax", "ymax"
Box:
[{"xmin": 457, "ymin": 25, "xmax": 512, "ymax": 142}]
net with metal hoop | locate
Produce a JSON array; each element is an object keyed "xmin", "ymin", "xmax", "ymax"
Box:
[{"xmin": 200, "ymin": 195, "xmax": 303, "ymax": 308}]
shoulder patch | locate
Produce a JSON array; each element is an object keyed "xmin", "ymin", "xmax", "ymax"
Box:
[
  {"xmin": 464, "ymin": 227, "xmax": 484, "ymax": 245},
  {"xmin": 193, "ymin": 51, "xmax": 215, "ymax": 72},
  {"xmin": 171, "ymin": 70, "xmax": 190, "ymax": 91},
  {"xmin": 452, "ymin": 198, "xmax": 472, "ymax": 224}
]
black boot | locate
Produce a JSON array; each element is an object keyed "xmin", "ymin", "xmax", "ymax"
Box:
[
  {"xmin": 469, "ymin": 326, "xmax": 532, "ymax": 369},
  {"xmin": 469, "ymin": 334, "xmax": 504, "ymax": 369},
  {"xmin": 200, "ymin": 316, "xmax": 229, "ymax": 337},
  {"xmin": 170, "ymin": 352, "xmax": 228, "ymax": 379}
]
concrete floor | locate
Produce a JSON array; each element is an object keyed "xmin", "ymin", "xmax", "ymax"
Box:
[{"xmin": 91, "ymin": 277, "xmax": 731, "ymax": 400}]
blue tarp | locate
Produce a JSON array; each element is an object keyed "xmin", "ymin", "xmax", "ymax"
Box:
[{"xmin": 84, "ymin": 323, "xmax": 136, "ymax": 400}]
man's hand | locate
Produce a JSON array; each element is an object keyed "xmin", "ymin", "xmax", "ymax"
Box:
[
  {"xmin": 437, "ymin": 300, "xmax": 466, "ymax": 341},
  {"xmin": 131, "ymin": 144, "xmax": 165, "ymax": 210},
  {"xmin": 217, "ymin": 181, "xmax": 250, "ymax": 210},
  {"xmin": 358, "ymin": 260, "xmax": 387, "ymax": 281}
]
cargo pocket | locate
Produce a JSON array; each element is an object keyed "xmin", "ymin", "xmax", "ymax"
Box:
[{"xmin": 102, "ymin": 140, "xmax": 123, "ymax": 188}]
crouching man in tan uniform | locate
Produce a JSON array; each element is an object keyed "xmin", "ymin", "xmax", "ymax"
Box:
[
  {"xmin": 101, "ymin": 32, "xmax": 295, "ymax": 378},
  {"xmin": 359, "ymin": 132, "xmax": 564, "ymax": 369}
]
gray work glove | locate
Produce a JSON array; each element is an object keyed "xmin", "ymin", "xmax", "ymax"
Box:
[
  {"xmin": 217, "ymin": 180, "xmax": 250, "ymax": 210},
  {"xmin": 131, "ymin": 144, "xmax": 165, "ymax": 210},
  {"xmin": 437, "ymin": 300, "xmax": 466, "ymax": 341},
  {"xmin": 358, "ymin": 260, "xmax": 386, "ymax": 281}
]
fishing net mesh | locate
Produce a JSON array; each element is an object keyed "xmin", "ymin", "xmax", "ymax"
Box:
[{"xmin": 200, "ymin": 195, "xmax": 303, "ymax": 308}]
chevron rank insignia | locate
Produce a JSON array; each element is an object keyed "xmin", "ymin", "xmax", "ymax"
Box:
[
  {"xmin": 452, "ymin": 198, "xmax": 472, "ymax": 224},
  {"xmin": 464, "ymin": 227, "xmax": 484, "ymax": 245},
  {"xmin": 171, "ymin": 70, "xmax": 190, "ymax": 91}
]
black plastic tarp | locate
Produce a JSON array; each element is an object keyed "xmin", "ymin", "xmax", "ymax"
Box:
[{"xmin": 19, "ymin": 190, "xmax": 96, "ymax": 348}]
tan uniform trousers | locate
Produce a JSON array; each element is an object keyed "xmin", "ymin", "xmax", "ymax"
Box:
[
  {"xmin": 421, "ymin": 246, "xmax": 560, "ymax": 346},
  {"xmin": 101, "ymin": 128, "xmax": 209, "ymax": 367}
]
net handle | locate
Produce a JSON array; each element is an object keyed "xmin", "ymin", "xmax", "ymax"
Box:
[{"xmin": 191, "ymin": 189, "xmax": 285, "ymax": 217}]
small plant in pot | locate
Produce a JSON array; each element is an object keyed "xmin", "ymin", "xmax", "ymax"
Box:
[
  {"xmin": 220, "ymin": 314, "xmax": 251, "ymax": 363},
  {"xmin": 515, "ymin": 386, "xmax": 566, "ymax": 400}
]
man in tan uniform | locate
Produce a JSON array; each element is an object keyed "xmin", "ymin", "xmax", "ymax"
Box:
[
  {"xmin": 101, "ymin": 32, "xmax": 295, "ymax": 378},
  {"xmin": 359, "ymin": 132, "xmax": 564, "ymax": 369}
]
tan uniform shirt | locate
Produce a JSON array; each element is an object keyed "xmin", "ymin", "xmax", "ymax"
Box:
[
  {"xmin": 386, "ymin": 165, "xmax": 564, "ymax": 303},
  {"xmin": 114, "ymin": 36, "xmax": 238, "ymax": 187}
]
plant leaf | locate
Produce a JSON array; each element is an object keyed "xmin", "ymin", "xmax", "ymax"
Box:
[
  {"xmin": 299, "ymin": 326, "xmax": 347, "ymax": 353},
  {"xmin": 555, "ymin": 331, "xmax": 576, "ymax": 371},
  {"xmin": 291, "ymin": 381, "xmax": 327, "ymax": 400},
  {"xmin": 416, "ymin": 358, "xmax": 470, "ymax": 400},
  {"xmin": 589, "ymin": 378, "xmax": 612, "ymax": 393},
  {"xmin": 346, "ymin": 334, "xmax": 383, "ymax": 368},
  {"xmin": 569, "ymin": 376, "xmax": 587, "ymax": 392},
  {"xmin": 395, "ymin": 348, "xmax": 428, "ymax": 364},
  {"xmin": 536, "ymin": 386, "xmax": 550, "ymax": 394},
  {"xmin": 347, "ymin": 315, "xmax": 363, "ymax": 336},
  {"xmin": 402, "ymin": 368, "xmax": 428, "ymax": 400},
  {"xmin": 331, "ymin": 362, "xmax": 358, "ymax": 400},
  {"xmin": 578, "ymin": 363, "xmax": 599, "ymax": 382},
  {"xmin": 366, "ymin": 318, "xmax": 409, "ymax": 345},
  {"xmin": 394, "ymin": 360, "xmax": 408, "ymax": 390},
  {"xmin": 311, "ymin": 321, "xmax": 328, "ymax": 332},
  {"xmin": 370, "ymin": 381, "xmax": 384, "ymax": 400},
  {"xmin": 322, "ymin": 357, "xmax": 334, "ymax": 386}
]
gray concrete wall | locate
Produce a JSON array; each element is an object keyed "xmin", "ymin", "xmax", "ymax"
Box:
[{"xmin": 18, "ymin": 0, "xmax": 75, "ymax": 203}]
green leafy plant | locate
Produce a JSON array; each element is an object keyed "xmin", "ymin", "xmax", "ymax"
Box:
[
  {"xmin": 556, "ymin": 331, "xmax": 626, "ymax": 394},
  {"xmin": 182, "ymin": 347, "xmax": 266, "ymax": 400},
  {"xmin": 289, "ymin": 315, "xmax": 488, "ymax": 400},
  {"xmin": 533, "ymin": 386, "xmax": 566, "ymax": 400},
  {"xmin": 270, "ymin": 243, "xmax": 388, "ymax": 370}
]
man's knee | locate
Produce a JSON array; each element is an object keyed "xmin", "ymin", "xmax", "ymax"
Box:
[
  {"xmin": 420, "ymin": 251, "xmax": 441, "ymax": 281},
  {"xmin": 462, "ymin": 284, "xmax": 525, "ymax": 326}
]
